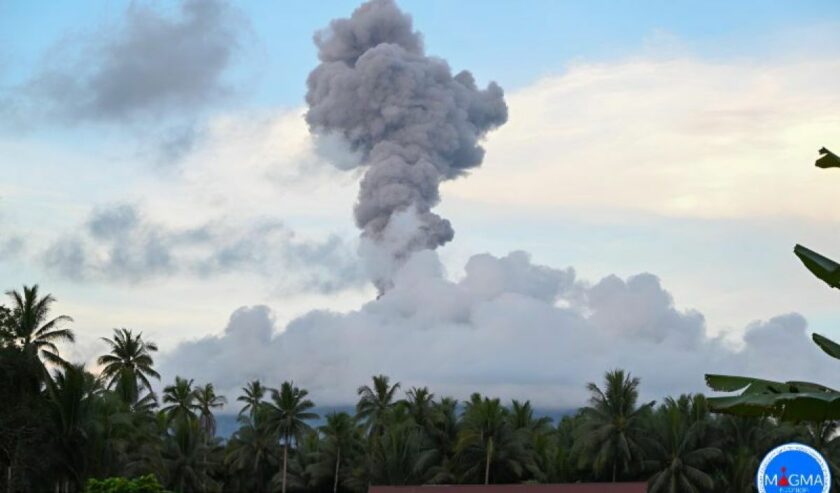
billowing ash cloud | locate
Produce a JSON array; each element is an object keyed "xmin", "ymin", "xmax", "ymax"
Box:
[
  {"xmin": 43, "ymin": 204, "xmax": 364, "ymax": 293},
  {"xmin": 160, "ymin": 250, "xmax": 830, "ymax": 408},
  {"xmin": 305, "ymin": 0, "xmax": 508, "ymax": 289},
  {"xmin": 22, "ymin": 0, "xmax": 241, "ymax": 123}
]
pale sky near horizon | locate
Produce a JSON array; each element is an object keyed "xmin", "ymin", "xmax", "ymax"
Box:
[{"xmin": 2, "ymin": 0, "xmax": 840, "ymax": 407}]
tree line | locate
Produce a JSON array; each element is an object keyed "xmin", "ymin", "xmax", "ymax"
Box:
[{"xmin": 2, "ymin": 284, "xmax": 838, "ymax": 493}]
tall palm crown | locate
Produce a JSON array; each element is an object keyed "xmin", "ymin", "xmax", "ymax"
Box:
[
  {"xmin": 97, "ymin": 328, "xmax": 160, "ymax": 404},
  {"xmin": 456, "ymin": 393, "xmax": 530, "ymax": 485},
  {"xmin": 646, "ymin": 395, "xmax": 722, "ymax": 493},
  {"xmin": 368, "ymin": 419, "xmax": 431, "ymax": 485},
  {"xmin": 510, "ymin": 400, "xmax": 552, "ymax": 434},
  {"xmin": 264, "ymin": 381, "xmax": 318, "ymax": 493},
  {"xmin": 46, "ymin": 364, "xmax": 99, "ymax": 490},
  {"xmin": 425, "ymin": 397, "xmax": 461, "ymax": 482},
  {"xmin": 194, "ymin": 383, "xmax": 227, "ymax": 438},
  {"xmin": 573, "ymin": 369, "xmax": 654, "ymax": 482},
  {"xmin": 716, "ymin": 416, "xmax": 770, "ymax": 493},
  {"xmin": 405, "ymin": 386, "xmax": 435, "ymax": 429},
  {"xmin": 225, "ymin": 417, "xmax": 280, "ymax": 493},
  {"xmin": 265, "ymin": 382, "xmax": 318, "ymax": 444},
  {"xmin": 162, "ymin": 377, "xmax": 199, "ymax": 424},
  {"xmin": 316, "ymin": 412, "xmax": 362, "ymax": 493},
  {"xmin": 161, "ymin": 417, "xmax": 221, "ymax": 493},
  {"xmin": 238, "ymin": 379, "xmax": 267, "ymax": 420},
  {"xmin": 357, "ymin": 374, "xmax": 401, "ymax": 438},
  {"xmin": 5, "ymin": 284, "xmax": 74, "ymax": 368}
]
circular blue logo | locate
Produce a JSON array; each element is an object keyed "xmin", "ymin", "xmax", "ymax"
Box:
[{"xmin": 757, "ymin": 443, "xmax": 831, "ymax": 493}]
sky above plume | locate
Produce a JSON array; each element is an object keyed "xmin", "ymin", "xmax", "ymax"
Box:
[{"xmin": 3, "ymin": 0, "xmax": 840, "ymax": 410}]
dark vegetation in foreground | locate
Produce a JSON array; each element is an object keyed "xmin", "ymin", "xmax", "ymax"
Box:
[{"xmin": 2, "ymin": 284, "xmax": 837, "ymax": 493}]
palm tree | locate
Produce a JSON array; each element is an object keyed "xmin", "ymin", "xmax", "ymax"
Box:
[
  {"xmin": 133, "ymin": 391, "xmax": 159, "ymax": 414},
  {"xmin": 225, "ymin": 417, "xmax": 279, "ymax": 493},
  {"xmin": 646, "ymin": 395, "xmax": 722, "ymax": 492},
  {"xmin": 161, "ymin": 417, "xmax": 221, "ymax": 493},
  {"xmin": 423, "ymin": 397, "xmax": 460, "ymax": 484},
  {"xmin": 509, "ymin": 400, "xmax": 552, "ymax": 434},
  {"xmin": 508, "ymin": 399, "xmax": 552, "ymax": 481},
  {"xmin": 573, "ymin": 369, "xmax": 654, "ymax": 481},
  {"xmin": 194, "ymin": 383, "xmax": 227, "ymax": 439},
  {"xmin": 191, "ymin": 384, "xmax": 226, "ymax": 493},
  {"xmin": 5, "ymin": 285, "xmax": 74, "ymax": 369},
  {"xmin": 356, "ymin": 375, "xmax": 401, "ymax": 439},
  {"xmin": 0, "ymin": 340, "xmax": 54, "ymax": 492},
  {"xmin": 97, "ymin": 328, "xmax": 160, "ymax": 405},
  {"xmin": 368, "ymin": 420, "xmax": 431, "ymax": 485},
  {"xmin": 316, "ymin": 412, "xmax": 362, "ymax": 493},
  {"xmin": 405, "ymin": 387, "xmax": 435, "ymax": 430},
  {"xmin": 280, "ymin": 430, "xmax": 321, "ymax": 492},
  {"xmin": 264, "ymin": 381, "xmax": 318, "ymax": 493},
  {"xmin": 46, "ymin": 364, "xmax": 98, "ymax": 492},
  {"xmin": 237, "ymin": 380, "xmax": 267, "ymax": 421},
  {"xmin": 530, "ymin": 414, "xmax": 576, "ymax": 483},
  {"xmin": 85, "ymin": 389, "xmax": 140, "ymax": 478},
  {"xmin": 162, "ymin": 377, "xmax": 198, "ymax": 424},
  {"xmin": 716, "ymin": 416, "xmax": 770, "ymax": 493},
  {"xmin": 456, "ymin": 394, "xmax": 531, "ymax": 484}
]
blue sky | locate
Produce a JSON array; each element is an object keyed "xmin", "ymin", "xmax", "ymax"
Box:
[
  {"xmin": 2, "ymin": 0, "xmax": 840, "ymax": 406},
  {"xmin": 5, "ymin": 0, "xmax": 840, "ymax": 106}
]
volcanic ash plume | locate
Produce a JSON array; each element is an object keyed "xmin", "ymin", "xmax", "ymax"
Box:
[{"xmin": 305, "ymin": 0, "xmax": 508, "ymax": 289}]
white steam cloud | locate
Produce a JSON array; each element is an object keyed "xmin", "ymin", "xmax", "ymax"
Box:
[{"xmin": 160, "ymin": 250, "xmax": 832, "ymax": 408}]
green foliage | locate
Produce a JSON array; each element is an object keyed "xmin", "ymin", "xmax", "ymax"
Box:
[
  {"xmin": 572, "ymin": 369, "xmax": 654, "ymax": 481},
  {"xmin": 161, "ymin": 377, "xmax": 198, "ymax": 424},
  {"xmin": 264, "ymin": 381, "xmax": 319, "ymax": 493},
  {"xmin": 356, "ymin": 374, "xmax": 400, "ymax": 439},
  {"xmin": 195, "ymin": 383, "xmax": 227, "ymax": 437},
  {"xmin": 0, "ymin": 304, "xmax": 13, "ymax": 344},
  {"xmin": 84, "ymin": 474, "xmax": 169, "ymax": 493},
  {"xmin": 237, "ymin": 379, "xmax": 267, "ymax": 420},
  {"xmin": 645, "ymin": 395, "xmax": 722, "ymax": 492},
  {"xmin": 4, "ymin": 284, "xmax": 74, "ymax": 369},
  {"xmin": 98, "ymin": 328, "xmax": 160, "ymax": 406},
  {"xmin": 706, "ymin": 334, "xmax": 840, "ymax": 421},
  {"xmin": 455, "ymin": 394, "xmax": 531, "ymax": 484}
]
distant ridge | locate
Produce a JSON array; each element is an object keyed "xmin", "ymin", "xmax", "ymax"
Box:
[{"xmin": 214, "ymin": 406, "xmax": 578, "ymax": 439}]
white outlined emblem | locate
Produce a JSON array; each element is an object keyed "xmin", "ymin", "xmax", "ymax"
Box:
[{"xmin": 757, "ymin": 443, "xmax": 830, "ymax": 493}]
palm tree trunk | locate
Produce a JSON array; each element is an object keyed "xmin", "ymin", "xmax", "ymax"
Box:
[
  {"xmin": 484, "ymin": 438, "xmax": 494, "ymax": 485},
  {"xmin": 282, "ymin": 441, "xmax": 288, "ymax": 493},
  {"xmin": 612, "ymin": 462, "xmax": 616, "ymax": 482},
  {"xmin": 7, "ymin": 465, "xmax": 12, "ymax": 493},
  {"xmin": 333, "ymin": 446, "xmax": 341, "ymax": 493},
  {"xmin": 202, "ymin": 437, "xmax": 208, "ymax": 493}
]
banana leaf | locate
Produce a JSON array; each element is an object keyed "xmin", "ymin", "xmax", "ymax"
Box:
[{"xmin": 705, "ymin": 335, "xmax": 840, "ymax": 421}]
